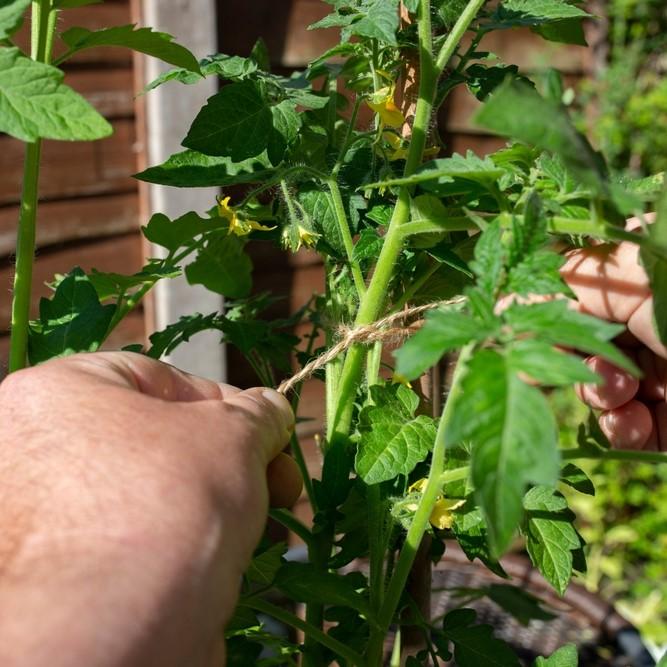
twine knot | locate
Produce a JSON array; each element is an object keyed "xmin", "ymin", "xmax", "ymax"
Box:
[{"xmin": 277, "ymin": 297, "xmax": 465, "ymax": 394}]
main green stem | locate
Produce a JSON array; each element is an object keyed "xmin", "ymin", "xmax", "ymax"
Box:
[
  {"xmin": 365, "ymin": 345, "xmax": 474, "ymax": 665},
  {"xmin": 9, "ymin": 0, "xmax": 56, "ymax": 373},
  {"xmin": 326, "ymin": 0, "xmax": 437, "ymax": 442},
  {"xmin": 327, "ymin": 0, "xmax": 484, "ymax": 448}
]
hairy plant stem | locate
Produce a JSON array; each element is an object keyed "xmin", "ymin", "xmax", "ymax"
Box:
[
  {"xmin": 240, "ymin": 598, "xmax": 364, "ymax": 666},
  {"xmin": 327, "ymin": 179, "xmax": 367, "ymax": 297},
  {"xmin": 434, "ymin": 0, "xmax": 487, "ymax": 72},
  {"xmin": 9, "ymin": 0, "xmax": 56, "ymax": 373},
  {"xmin": 328, "ymin": 0, "xmax": 486, "ymax": 446},
  {"xmin": 365, "ymin": 345, "xmax": 474, "ymax": 665}
]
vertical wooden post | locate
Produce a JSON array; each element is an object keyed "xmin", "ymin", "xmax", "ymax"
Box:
[{"xmin": 133, "ymin": 0, "xmax": 226, "ymax": 381}]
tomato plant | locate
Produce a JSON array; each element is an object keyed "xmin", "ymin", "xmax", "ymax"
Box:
[{"xmin": 2, "ymin": 0, "xmax": 667, "ymax": 664}]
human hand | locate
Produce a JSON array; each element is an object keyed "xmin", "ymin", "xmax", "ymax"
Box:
[
  {"xmin": 0, "ymin": 352, "xmax": 301, "ymax": 667},
  {"xmin": 561, "ymin": 217, "xmax": 666, "ymax": 451}
]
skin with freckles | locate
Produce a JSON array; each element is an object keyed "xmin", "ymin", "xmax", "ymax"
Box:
[
  {"xmin": 561, "ymin": 214, "xmax": 667, "ymax": 450},
  {"xmin": 0, "ymin": 352, "xmax": 301, "ymax": 667}
]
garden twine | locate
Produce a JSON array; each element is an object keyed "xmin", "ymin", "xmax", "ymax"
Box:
[{"xmin": 277, "ymin": 297, "xmax": 465, "ymax": 394}]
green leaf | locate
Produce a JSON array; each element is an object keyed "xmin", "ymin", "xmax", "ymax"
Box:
[
  {"xmin": 267, "ymin": 100, "xmax": 301, "ymax": 165},
  {"xmin": 0, "ymin": 0, "xmax": 30, "ymax": 40},
  {"xmin": 523, "ymin": 486, "xmax": 581, "ymax": 595},
  {"xmin": 488, "ymin": 0, "xmax": 591, "ymax": 46},
  {"xmin": 135, "ymin": 149, "xmax": 275, "ymax": 188},
  {"xmin": 507, "ymin": 251, "xmax": 565, "ymax": 295},
  {"xmin": 481, "ymin": 584, "xmax": 556, "ymax": 625},
  {"xmin": 226, "ymin": 637, "xmax": 262, "ymax": 666},
  {"xmin": 639, "ymin": 185, "xmax": 667, "ymax": 346},
  {"xmin": 465, "ymin": 63, "xmax": 534, "ymax": 101},
  {"xmin": 365, "ymin": 152, "xmax": 505, "ymax": 192},
  {"xmin": 442, "ymin": 608, "xmax": 520, "ymax": 666},
  {"xmin": 246, "ymin": 542, "xmax": 286, "ymax": 586},
  {"xmin": 308, "ymin": 11, "xmax": 357, "ymax": 31},
  {"xmin": 475, "ymin": 80, "xmax": 607, "ymax": 193},
  {"xmin": 274, "ymin": 563, "xmax": 372, "ymax": 619},
  {"xmin": 470, "ymin": 220, "xmax": 504, "ymax": 299},
  {"xmin": 504, "ymin": 300, "xmax": 637, "ymax": 374},
  {"xmin": 560, "ymin": 463, "xmax": 595, "ymax": 496},
  {"xmin": 147, "ymin": 313, "xmax": 222, "ymax": 359},
  {"xmin": 354, "ymin": 384, "xmax": 437, "ymax": 484},
  {"xmin": 445, "ymin": 350, "xmax": 560, "ymax": 555},
  {"xmin": 28, "ymin": 268, "xmax": 115, "ymax": 365},
  {"xmin": 0, "ymin": 47, "xmax": 112, "ymax": 142},
  {"xmin": 623, "ymin": 172, "xmax": 665, "ymax": 201},
  {"xmin": 60, "ymin": 25, "xmax": 200, "ymax": 71},
  {"xmin": 508, "ymin": 192, "xmax": 548, "ymax": 266},
  {"xmin": 534, "ymin": 17, "xmax": 587, "ymax": 46},
  {"xmin": 453, "ymin": 509, "xmax": 508, "ymax": 578},
  {"xmin": 142, "ymin": 67, "xmax": 203, "ymax": 93},
  {"xmin": 183, "ymin": 81, "xmax": 272, "ymax": 161},
  {"xmin": 352, "ymin": 228, "xmax": 384, "ymax": 262},
  {"xmin": 88, "ymin": 265, "xmax": 180, "ymax": 301},
  {"xmin": 507, "ymin": 339, "xmax": 599, "ymax": 386},
  {"xmin": 142, "ymin": 53, "xmax": 261, "ymax": 93},
  {"xmin": 534, "ymin": 644, "xmax": 578, "ymax": 666},
  {"xmin": 395, "ymin": 305, "xmax": 494, "ymax": 381},
  {"xmin": 297, "ymin": 187, "xmax": 348, "ymax": 257},
  {"xmin": 349, "ymin": 0, "xmax": 400, "ymax": 46},
  {"xmin": 142, "ymin": 211, "xmax": 214, "ymax": 253},
  {"xmin": 222, "ymin": 295, "xmax": 300, "ymax": 374},
  {"xmin": 185, "ymin": 234, "xmax": 252, "ymax": 298},
  {"xmin": 403, "ymin": 194, "xmax": 476, "ymax": 236},
  {"xmin": 249, "ymin": 36, "xmax": 270, "ymax": 71}
]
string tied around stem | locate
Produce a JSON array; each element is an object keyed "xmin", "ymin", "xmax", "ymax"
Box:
[{"xmin": 277, "ymin": 296, "xmax": 465, "ymax": 394}]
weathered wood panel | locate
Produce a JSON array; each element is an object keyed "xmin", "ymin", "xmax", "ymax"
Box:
[
  {"xmin": 0, "ymin": 233, "xmax": 143, "ymax": 331},
  {"xmin": 0, "ymin": 192, "xmax": 140, "ymax": 255},
  {"xmin": 0, "ymin": 119, "xmax": 137, "ymax": 205},
  {"xmin": 67, "ymin": 68, "xmax": 136, "ymax": 119}
]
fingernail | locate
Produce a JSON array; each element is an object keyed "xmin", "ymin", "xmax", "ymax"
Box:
[{"xmin": 262, "ymin": 389, "xmax": 295, "ymax": 431}]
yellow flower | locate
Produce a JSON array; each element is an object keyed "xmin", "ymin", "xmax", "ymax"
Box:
[
  {"xmin": 297, "ymin": 224, "xmax": 320, "ymax": 248},
  {"xmin": 367, "ymin": 85, "xmax": 405, "ymax": 128},
  {"xmin": 217, "ymin": 196, "xmax": 275, "ymax": 237},
  {"xmin": 379, "ymin": 132, "xmax": 441, "ymax": 162},
  {"xmin": 391, "ymin": 371, "xmax": 412, "ymax": 388},
  {"xmin": 281, "ymin": 221, "xmax": 320, "ymax": 252},
  {"xmin": 429, "ymin": 497, "xmax": 466, "ymax": 530},
  {"xmin": 408, "ymin": 478, "xmax": 465, "ymax": 530},
  {"xmin": 408, "ymin": 478, "xmax": 428, "ymax": 494},
  {"xmin": 383, "ymin": 132, "xmax": 409, "ymax": 161}
]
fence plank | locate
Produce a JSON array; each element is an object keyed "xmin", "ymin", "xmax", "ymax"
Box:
[
  {"xmin": 68, "ymin": 68, "xmax": 136, "ymax": 119},
  {"xmin": 0, "ymin": 192, "xmax": 140, "ymax": 255},
  {"xmin": 0, "ymin": 119, "xmax": 137, "ymax": 206}
]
